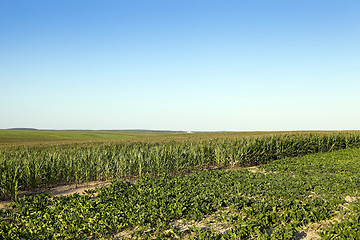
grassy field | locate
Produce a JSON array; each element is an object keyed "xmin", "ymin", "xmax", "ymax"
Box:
[
  {"xmin": 0, "ymin": 130, "xmax": 176, "ymax": 146},
  {"xmin": 1, "ymin": 130, "xmax": 359, "ymax": 146}
]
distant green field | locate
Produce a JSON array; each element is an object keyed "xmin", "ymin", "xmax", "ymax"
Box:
[
  {"xmin": 1, "ymin": 129, "xmax": 359, "ymax": 146},
  {"xmin": 0, "ymin": 130, "xmax": 176, "ymax": 145}
]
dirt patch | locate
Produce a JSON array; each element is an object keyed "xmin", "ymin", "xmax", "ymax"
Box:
[
  {"xmin": 113, "ymin": 209, "xmax": 233, "ymax": 239},
  {"xmin": 169, "ymin": 213, "xmax": 232, "ymax": 234},
  {"xmin": 0, "ymin": 180, "xmax": 112, "ymax": 209},
  {"xmin": 0, "ymin": 201, "xmax": 10, "ymax": 209},
  {"xmin": 47, "ymin": 180, "xmax": 112, "ymax": 197},
  {"xmin": 294, "ymin": 230, "xmax": 320, "ymax": 240},
  {"xmin": 241, "ymin": 166, "xmax": 276, "ymax": 175},
  {"xmin": 344, "ymin": 195, "xmax": 358, "ymax": 203},
  {"xmin": 245, "ymin": 166, "xmax": 262, "ymax": 174},
  {"xmin": 114, "ymin": 229, "xmax": 133, "ymax": 239}
]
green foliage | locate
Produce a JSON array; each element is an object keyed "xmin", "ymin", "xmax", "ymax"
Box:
[
  {"xmin": 0, "ymin": 162, "xmax": 19, "ymax": 200},
  {"xmin": 319, "ymin": 200, "xmax": 360, "ymax": 239},
  {"xmin": 1, "ymin": 147, "xmax": 360, "ymax": 239},
  {"xmin": 1, "ymin": 133, "xmax": 360, "ymax": 199},
  {"xmin": 0, "ymin": 130, "xmax": 147, "ymax": 144}
]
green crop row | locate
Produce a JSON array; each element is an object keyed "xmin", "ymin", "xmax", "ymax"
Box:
[
  {"xmin": 1, "ymin": 147, "xmax": 360, "ymax": 239},
  {"xmin": 1, "ymin": 133, "xmax": 360, "ymax": 199}
]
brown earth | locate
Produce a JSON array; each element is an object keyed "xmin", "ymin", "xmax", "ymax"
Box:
[{"xmin": 0, "ymin": 180, "xmax": 112, "ymax": 209}]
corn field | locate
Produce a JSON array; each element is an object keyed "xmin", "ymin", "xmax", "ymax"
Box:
[{"xmin": 1, "ymin": 133, "xmax": 360, "ymax": 199}]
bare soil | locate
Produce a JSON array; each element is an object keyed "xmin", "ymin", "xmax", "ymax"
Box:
[{"xmin": 0, "ymin": 180, "xmax": 112, "ymax": 209}]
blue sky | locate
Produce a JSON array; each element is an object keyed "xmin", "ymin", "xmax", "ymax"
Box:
[{"xmin": 1, "ymin": 0, "xmax": 359, "ymax": 131}]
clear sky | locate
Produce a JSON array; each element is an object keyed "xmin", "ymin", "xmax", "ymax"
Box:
[{"xmin": 1, "ymin": 0, "xmax": 359, "ymax": 131}]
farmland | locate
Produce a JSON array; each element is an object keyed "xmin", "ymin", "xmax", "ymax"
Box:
[
  {"xmin": 0, "ymin": 130, "xmax": 352, "ymax": 146},
  {"xmin": 1, "ymin": 130, "xmax": 360, "ymax": 239},
  {"xmin": 0, "ymin": 130, "xmax": 177, "ymax": 146}
]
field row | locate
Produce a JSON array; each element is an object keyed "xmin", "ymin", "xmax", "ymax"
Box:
[
  {"xmin": 1, "ymin": 133, "xmax": 360, "ymax": 199},
  {"xmin": 1, "ymin": 147, "xmax": 360, "ymax": 239}
]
